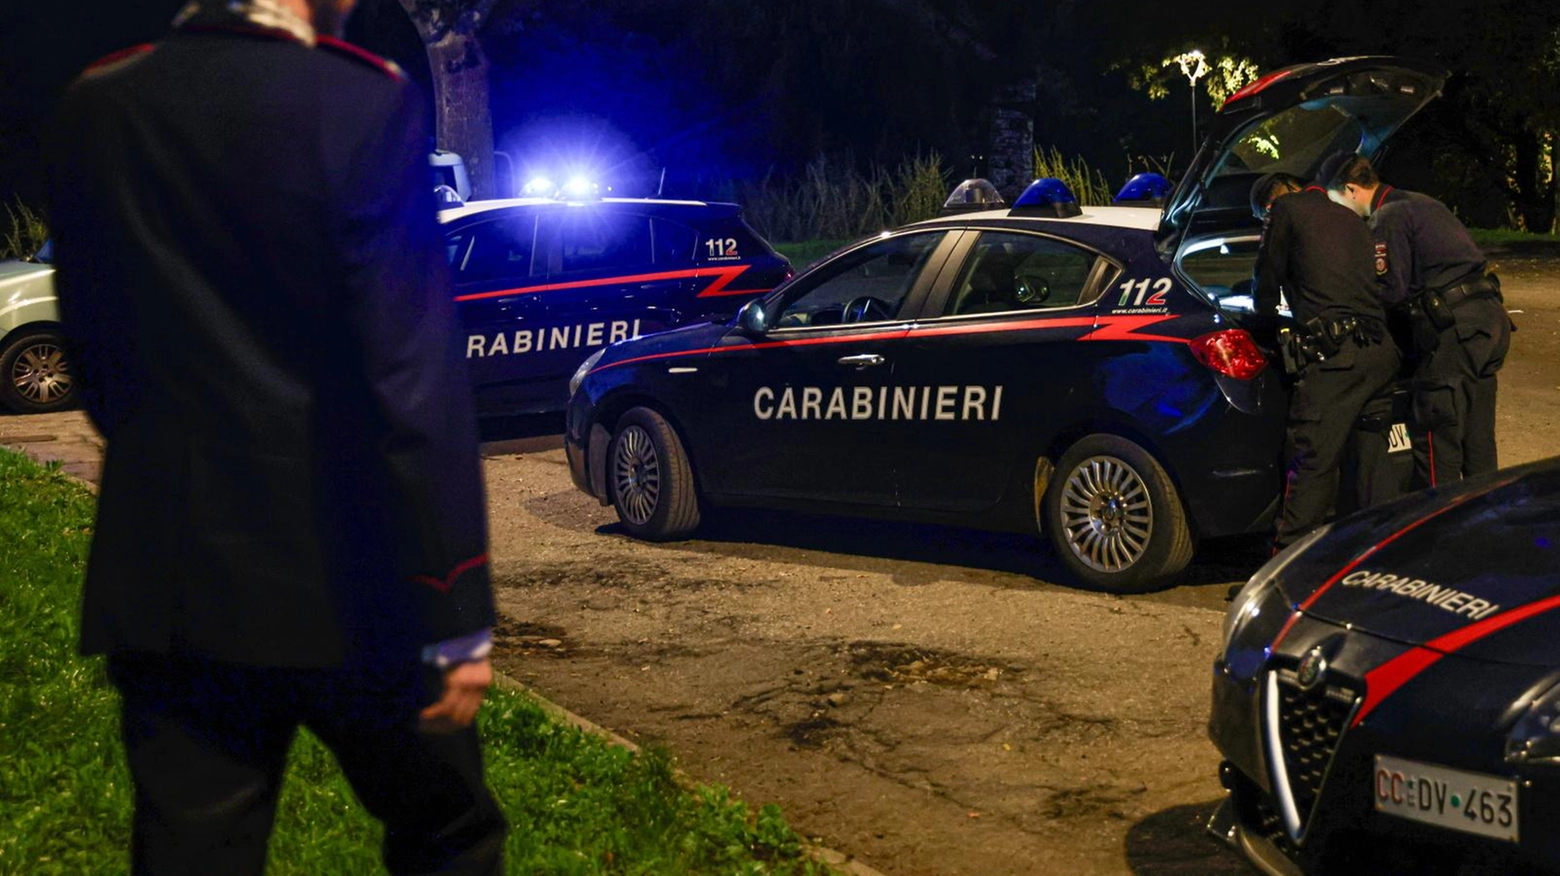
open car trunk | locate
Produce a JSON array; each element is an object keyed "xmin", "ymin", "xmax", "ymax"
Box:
[{"xmin": 1161, "ymin": 57, "xmax": 1446, "ymax": 319}]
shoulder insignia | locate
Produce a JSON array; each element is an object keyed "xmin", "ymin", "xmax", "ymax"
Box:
[
  {"xmin": 81, "ymin": 44, "xmax": 155, "ymax": 78},
  {"xmin": 317, "ymin": 36, "xmax": 406, "ymax": 82},
  {"xmin": 1374, "ymin": 242, "xmax": 1388, "ymax": 277}
]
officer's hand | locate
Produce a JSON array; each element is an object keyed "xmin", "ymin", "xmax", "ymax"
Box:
[{"xmin": 419, "ymin": 658, "xmax": 492, "ymax": 732}]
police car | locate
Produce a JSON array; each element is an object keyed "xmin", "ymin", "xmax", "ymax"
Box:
[
  {"xmin": 1210, "ymin": 457, "xmax": 1560, "ymax": 875},
  {"xmin": 0, "ymin": 242, "xmax": 75, "ymax": 414},
  {"xmin": 440, "ymin": 181, "xmax": 792, "ymax": 418},
  {"xmin": 563, "ymin": 58, "xmax": 1443, "ymax": 592}
]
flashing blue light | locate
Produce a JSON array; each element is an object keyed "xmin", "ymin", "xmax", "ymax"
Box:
[
  {"xmin": 1114, "ymin": 172, "xmax": 1173, "ymax": 205},
  {"xmin": 563, "ymin": 176, "xmax": 596, "ymax": 198},
  {"xmin": 522, "ymin": 176, "xmax": 556, "ymax": 197},
  {"xmin": 1010, "ymin": 178, "xmax": 1082, "ymax": 218}
]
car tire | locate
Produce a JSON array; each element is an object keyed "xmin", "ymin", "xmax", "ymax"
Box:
[
  {"xmin": 0, "ymin": 329, "xmax": 77, "ymax": 414},
  {"xmin": 608, "ymin": 406, "xmax": 700, "ymax": 540},
  {"xmin": 1042, "ymin": 434, "xmax": 1193, "ymax": 593}
]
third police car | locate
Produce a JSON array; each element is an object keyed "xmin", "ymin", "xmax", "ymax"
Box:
[
  {"xmin": 441, "ymin": 179, "xmax": 791, "ymax": 419},
  {"xmin": 565, "ymin": 58, "xmax": 1443, "ymax": 592}
]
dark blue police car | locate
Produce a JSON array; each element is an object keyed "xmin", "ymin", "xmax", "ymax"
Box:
[
  {"xmin": 1210, "ymin": 456, "xmax": 1560, "ymax": 875},
  {"xmin": 439, "ymin": 188, "xmax": 791, "ymax": 417},
  {"xmin": 564, "ymin": 57, "xmax": 1443, "ymax": 592}
]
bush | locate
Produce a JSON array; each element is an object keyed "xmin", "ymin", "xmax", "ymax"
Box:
[
  {"xmin": 2, "ymin": 200, "xmax": 48, "ymax": 261},
  {"xmin": 1033, "ymin": 146, "xmax": 1114, "ymax": 206},
  {"xmin": 739, "ymin": 153, "xmax": 948, "ymax": 243}
]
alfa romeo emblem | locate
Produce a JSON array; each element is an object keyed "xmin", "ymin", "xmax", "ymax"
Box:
[{"xmin": 1297, "ymin": 647, "xmax": 1328, "ymax": 690}]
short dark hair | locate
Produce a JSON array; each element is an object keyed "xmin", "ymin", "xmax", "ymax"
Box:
[
  {"xmin": 1249, "ymin": 172, "xmax": 1305, "ymax": 219},
  {"xmin": 1334, "ymin": 155, "xmax": 1380, "ymax": 189}
]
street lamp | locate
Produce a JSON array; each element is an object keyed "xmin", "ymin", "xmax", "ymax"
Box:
[{"xmin": 1174, "ymin": 50, "xmax": 1210, "ymax": 155}]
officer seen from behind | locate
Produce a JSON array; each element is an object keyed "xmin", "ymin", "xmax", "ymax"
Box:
[
  {"xmin": 1327, "ymin": 155, "xmax": 1512, "ymax": 487},
  {"xmin": 1251, "ymin": 172, "xmax": 1401, "ymax": 549}
]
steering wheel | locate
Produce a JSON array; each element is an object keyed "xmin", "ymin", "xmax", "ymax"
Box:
[
  {"xmin": 1014, "ymin": 275, "xmax": 1051, "ymax": 305},
  {"xmin": 841, "ymin": 295, "xmax": 893, "ymax": 323}
]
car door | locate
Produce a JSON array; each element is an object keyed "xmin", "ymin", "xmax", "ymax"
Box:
[
  {"xmin": 446, "ymin": 208, "xmax": 546, "ymax": 414},
  {"xmin": 530, "ymin": 206, "xmax": 691, "ymax": 385},
  {"xmin": 892, "ymin": 228, "xmax": 1121, "ymax": 513},
  {"xmin": 694, "ymin": 230, "xmax": 957, "ymax": 506}
]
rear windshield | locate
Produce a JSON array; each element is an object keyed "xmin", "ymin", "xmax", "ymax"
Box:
[{"xmin": 1212, "ymin": 104, "xmax": 1363, "ymax": 180}]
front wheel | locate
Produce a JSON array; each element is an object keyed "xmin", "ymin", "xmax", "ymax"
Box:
[
  {"xmin": 1041, "ymin": 434, "xmax": 1193, "ymax": 593},
  {"xmin": 608, "ymin": 407, "xmax": 700, "ymax": 540},
  {"xmin": 0, "ymin": 329, "xmax": 77, "ymax": 414}
]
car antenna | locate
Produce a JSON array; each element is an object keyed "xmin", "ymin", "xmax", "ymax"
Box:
[{"xmin": 656, "ymin": 167, "xmax": 667, "ymax": 198}]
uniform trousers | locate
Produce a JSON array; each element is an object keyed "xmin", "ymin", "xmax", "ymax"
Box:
[
  {"xmin": 108, "ymin": 653, "xmax": 506, "ymax": 876},
  {"xmin": 1276, "ymin": 337, "xmax": 1401, "ymax": 549},
  {"xmin": 1410, "ymin": 296, "xmax": 1510, "ymax": 487}
]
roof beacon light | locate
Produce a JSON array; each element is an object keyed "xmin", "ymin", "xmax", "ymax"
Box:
[
  {"xmin": 1113, "ymin": 172, "xmax": 1172, "ymax": 206},
  {"xmin": 522, "ymin": 176, "xmax": 557, "ymax": 197},
  {"xmin": 562, "ymin": 176, "xmax": 599, "ymax": 199},
  {"xmin": 1010, "ymin": 178, "xmax": 1082, "ymax": 219},
  {"xmin": 940, "ymin": 178, "xmax": 1006, "ymax": 216}
]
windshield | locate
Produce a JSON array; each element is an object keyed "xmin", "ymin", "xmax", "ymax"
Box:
[{"xmin": 1211, "ymin": 104, "xmax": 1363, "ymax": 181}]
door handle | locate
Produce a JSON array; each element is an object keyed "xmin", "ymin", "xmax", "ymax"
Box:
[{"xmin": 837, "ymin": 354, "xmax": 886, "ymax": 368}]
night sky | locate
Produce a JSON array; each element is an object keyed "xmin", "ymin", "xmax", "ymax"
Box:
[{"xmin": 2, "ymin": 0, "xmax": 1553, "ymax": 229}]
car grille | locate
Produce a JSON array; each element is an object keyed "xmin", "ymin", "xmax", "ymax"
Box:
[{"xmin": 1271, "ymin": 667, "xmax": 1359, "ymax": 834}]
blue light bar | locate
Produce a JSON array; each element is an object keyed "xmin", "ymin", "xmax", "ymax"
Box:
[
  {"xmin": 1113, "ymin": 172, "xmax": 1172, "ymax": 205},
  {"xmin": 1010, "ymin": 178, "xmax": 1081, "ymax": 218}
]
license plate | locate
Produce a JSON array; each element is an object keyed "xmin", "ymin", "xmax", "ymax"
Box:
[
  {"xmin": 1373, "ymin": 754, "xmax": 1518, "ymax": 842},
  {"xmin": 1388, "ymin": 422, "xmax": 1411, "ymax": 453}
]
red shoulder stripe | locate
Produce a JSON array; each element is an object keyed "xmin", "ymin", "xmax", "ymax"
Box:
[
  {"xmin": 82, "ymin": 44, "xmax": 155, "ymax": 77},
  {"xmin": 317, "ymin": 36, "xmax": 406, "ymax": 82}
]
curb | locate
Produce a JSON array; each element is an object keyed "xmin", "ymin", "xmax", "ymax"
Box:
[
  {"xmin": 0, "ymin": 432, "xmax": 888, "ymax": 876},
  {"xmin": 493, "ymin": 673, "xmax": 891, "ymax": 876}
]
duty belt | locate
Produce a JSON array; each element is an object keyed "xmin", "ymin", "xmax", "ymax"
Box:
[
  {"xmin": 1277, "ymin": 315, "xmax": 1385, "ymax": 375},
  {"xmin": 1438, "ymin": 272, "xmax": 1502, "ymax": 309}
]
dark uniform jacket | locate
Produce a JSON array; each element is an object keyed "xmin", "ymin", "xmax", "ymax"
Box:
[
  {"xmin": 47, "ymin": 25, "xmax": 495, "ymax": 668},
  {"xmin": 1368, "ymin": 187, "xmax": 1487, "ymax": 305},
  {"xmin": 1255, "ymin": 187, "xmax": 1387, "ymax": 326}
]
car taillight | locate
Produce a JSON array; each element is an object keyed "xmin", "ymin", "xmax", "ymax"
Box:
[{"xmin": 1190, "ymin": 329, "xmax": 1267, "ymax": 380}]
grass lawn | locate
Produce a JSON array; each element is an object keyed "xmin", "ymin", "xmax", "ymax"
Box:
[
  {"xmin": 1469, "ymin": 228, "xmax": 1560, "ymax": 246},
  {"xmin": 0, "ymin": 448, "xmax": 831, "ymax": 875}
]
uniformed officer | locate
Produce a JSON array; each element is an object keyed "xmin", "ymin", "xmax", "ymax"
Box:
[
  {"xmin": 1251, "ymin": 173, "xmax": 1402, "ymax": 549},
  {"xmin": 47, "ymin": 1, "xmax": 506, "ymax": 872},
  {"xmin": 1326, "ymin": 154, "xmax": 1512, "ymax": 487}
]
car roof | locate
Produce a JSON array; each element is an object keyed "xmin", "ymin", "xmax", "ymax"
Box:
[
  {"xmin": 904, "ymin": 205, "xmax": 1163, "ymax": 233},
  {"xmin": 437, "ymin": 196, "xmax": 737, "ymax": 222}
]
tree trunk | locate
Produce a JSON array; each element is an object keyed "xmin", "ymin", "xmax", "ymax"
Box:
[
  {"xmin": 396, "ymin": 0, "xmax": 498, "ymax": 200},
  {"xmin": 425, "ymin": 33, "xmax": 496, "ymax": 199},
  {"xmin": 1510, "ymin": 128, "xmax": 1557, "ymax": 234}
]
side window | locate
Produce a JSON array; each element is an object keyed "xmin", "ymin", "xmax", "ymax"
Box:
[
  {"xmin": 1178, "ymin": 237, "xmax": 1262, "ymax": 310},
  {"xmin": 452, "ymin": 215, "xmax": 537, "ymax": 284},
  {"xmin": 944, "ymin": 232, "xmax": 1099, "ymax": 315},
  {"xmin": 652, "ymin": 217, "xmax": 698, "ymax": 266},
  {"xmin": 558, "ymin": 210, "xmax": 653, "ymax": 274},
  {"xmin": 775, "ymin": 232, "xmax": 945, "ymax": 328}
]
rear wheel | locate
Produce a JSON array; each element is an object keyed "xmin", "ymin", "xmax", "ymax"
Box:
[
  {"xmin": 1042, "ymin": 434, "xmax": 1193, "ymax": 593},
  {"xmin": 608, "ymin": 406, "xmax": 700, "ymax": 540},
  {"xmin": 0, "ymin": 329, "xmax": 77, "ymax": 414}
]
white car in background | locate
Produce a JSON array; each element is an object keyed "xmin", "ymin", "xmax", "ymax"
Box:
[{"xmin": 0, "ymin": 243, "xmax": 75, "ymax": 414}]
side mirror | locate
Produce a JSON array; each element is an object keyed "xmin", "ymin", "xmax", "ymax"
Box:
[{"xmin": 737, "ymin": 299, "xmax": 770, "ymax": 334}]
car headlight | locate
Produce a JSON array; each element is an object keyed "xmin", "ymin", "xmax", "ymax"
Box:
[
  {"xmin": 1221, "ymin": 523, "xmax": 1333, "ymax": 678},
  {"xmin": 1505, "ymin": 678, "xmax": 1560, "ymax": 766},
  {"xmin": 569, "ymin": 348, "xmax": 606, "ymax": 397}
]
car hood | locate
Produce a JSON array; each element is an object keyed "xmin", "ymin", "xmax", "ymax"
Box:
[
  {"xmin": 594, "ymin": 320, "xmax": 730, "ymax": 371},
  {"xmin": 0, "ymin": 258, "xmax": 53, "ymax": 285},
  {"xmin": 1276, "ymin": 457, "xmax": 1560, "ymax": 666},
  {"xmin": 1158, "ymin": 57, "xmax": 1446, "ymax": 254}
]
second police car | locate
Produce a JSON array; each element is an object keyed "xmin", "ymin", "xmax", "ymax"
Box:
[
  {"xmin": 1210, "ymin": 457, "xmax": 1560, "ymax": 875},
  {"xmin": 440, "ymin": 181, "xmax": 792, "ymax": 419},
  {"xmin": 564, "ymin": 58, "xmax": 1445, "ymax": 592}
]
